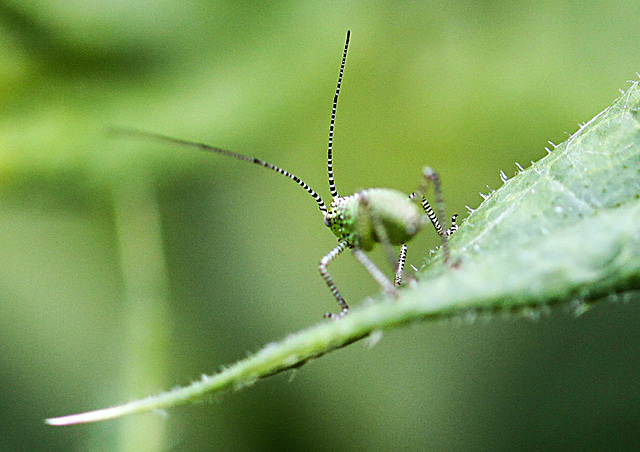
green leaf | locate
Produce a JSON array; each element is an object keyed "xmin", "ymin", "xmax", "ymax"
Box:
[{"xmin": 46, "ymin": 80, "xmax": 640, "ymax": 426}]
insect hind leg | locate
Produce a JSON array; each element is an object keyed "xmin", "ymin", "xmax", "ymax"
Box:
[
  {"xmin": 354, "ymin": 193, "xmax": 400, "ymax": 295},
  {"xmin": 357, "ymin": 192, "xmax": 399, "ymax": 272},
  {"xmin": 446, "ymin": 214, "xmax": 459, "ymax": 237},
  {"xmin": 412, "ymin": 167, "xmax": 457, "ymax": 266},
  {"xmin": 352, "ymin": 248, "xmax": 398, "ymax": 298},
  {"xmin": 396, "ymin": 168, "xmax": 459, "ymax": 287}
]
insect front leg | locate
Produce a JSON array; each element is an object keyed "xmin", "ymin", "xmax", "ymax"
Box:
[{"xmin": 320, "ymin": 242, "xmax": 349, "ymax": 319}]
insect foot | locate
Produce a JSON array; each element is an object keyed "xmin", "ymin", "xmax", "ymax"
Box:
[{"xmin": 323, "ymin": 308, "xmax": 348, "ymax": 320}]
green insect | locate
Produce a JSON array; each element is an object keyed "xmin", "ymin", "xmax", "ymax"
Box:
[{"xmin": 116, "ymin": 30, "xmax": 458, "ymax": 318}]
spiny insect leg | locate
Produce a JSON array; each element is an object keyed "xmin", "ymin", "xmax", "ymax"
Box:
[
  {"xmin": 394, "ymin": 244, "xmax": 408, "ymax": 286},
  {"xmin": 409, "ymin": 192, "xmax": 443, "ymax": 235},
  {"xmin": 352, "ymin": 248, "xmax": 398, "ymax": 297},
  {"xmin": 320, "ymin": 242, "xmax": 349, "ymax": 318},
  {"xmin": 110, "ymin": 128, "xmax": 328, "ymax": 214},
  {"xmin": 414, "ymin": 167, "xmax": 455, "ymax": 266},
  {"xmin": 446, "ymin": 214, "xmax": 459, "ymax": 237},
  {"xmin": 393, "ymin": 198, "xmax": 458, "ymax": 288},
  {"xmin": 411, "ymin": 194, "xmax": 458, "ymax": 239}
]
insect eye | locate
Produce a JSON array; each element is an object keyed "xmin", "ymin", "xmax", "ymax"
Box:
[{"xmin": 324, "ymin": 215, "xmax": 332, "ymax": 227}]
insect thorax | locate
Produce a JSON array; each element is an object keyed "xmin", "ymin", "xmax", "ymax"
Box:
[
  {"xmin": 324, "ymin": 188, "xmax": 424, "ymax": 251},
  {"xmin": 325, "ymin": 194, "xmax": 360, "ymax": 248}
]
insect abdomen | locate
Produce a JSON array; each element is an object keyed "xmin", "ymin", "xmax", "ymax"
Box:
[{"xmin": 356, "ymin": 188, "xmax": 423, "ymax": 251}]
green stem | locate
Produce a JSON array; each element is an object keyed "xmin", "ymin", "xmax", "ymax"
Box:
[{"xmin": 110, "ymin": 171, "xmax": 171, "ymax": 449}]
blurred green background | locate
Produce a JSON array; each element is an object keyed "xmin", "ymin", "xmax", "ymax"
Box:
[{"xmin": 1, "ymin": 1, "xmax": 640, "ymax": 450}]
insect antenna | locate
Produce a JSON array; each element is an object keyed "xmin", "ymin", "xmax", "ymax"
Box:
[
  {"xmin": 327, "ymin": 30, "xmax": 350, "ymax": 200},
  {"xmin": 109, "ymin": 128, "xmax": 328, "ymax": 214}
]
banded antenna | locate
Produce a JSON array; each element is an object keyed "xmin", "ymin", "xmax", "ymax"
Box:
[
  {"xmin": 327, "ymin": 30, "xmax": 350, "ymax": 200},
  {"xmin": 109, "ymin": 130, "xmax": 328, "ymax": 214},
  {"xmin": 112, "ymin": 30, "xmax": 353, "ymax": 215}
]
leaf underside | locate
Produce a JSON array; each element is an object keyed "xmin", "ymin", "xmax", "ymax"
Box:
[{"xmin": 47, "ymin": 80, "xmax": 640, "ymax": 426}]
